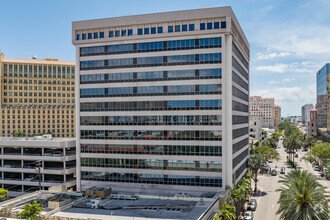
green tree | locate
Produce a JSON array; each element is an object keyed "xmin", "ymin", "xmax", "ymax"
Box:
[
  {"xmin": 311, "ymin": 143, "xmax": 330, "ymax": 166},
  {"xmin": 12, "ymin": 130, "xmax": 25, "ymax": 137},
  {"xmin": 228, "ymin": 186, "xmax": 244, "ymax": 215},
  {"xmin": 0, "ymin": 188, "xmax": 8, "ymax": 200},
  {"xmin": 255, "ymin": 146, "xmax": 280, "ymax": 161},
  {"xmin": 213, "ymin": 202, "xmax": 236, "ymax": 220},
  {"xmin": 276, "ymin": 170, "xmax": 329, "ymax": 220},
  {"xmin": 248, "ymin": 154, "xmax": 267, "ymax": 193},
  {"xmin": 17, "ymin": 200, "xmax": 44, "ymax": 220}
]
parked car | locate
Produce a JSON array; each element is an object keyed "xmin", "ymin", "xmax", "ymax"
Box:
[
  {"xmin": 295, "ymin": 154, "xmax": 299, "ymax": 158},
  {"xmin": 244, "ymin": 211, "xmax": 254, "ymax": 220},
  {"xmin": 268, "ymin": 160, "xmax": 273, "ymax": 163},
  {"xmin": 249, "ymin": 199, "xmax": 257, "ymax": 205},
  {"xmin": 314, "ymin": 166, "xmax": 321, "ymax": 171},
  {"xmin": 280, "ymin": 167, "xmax": 285, "ymax": 174},
  {"xmin": 302, "ymin": 149, "xmax": 308, "ymax": 152},
  {"xmin": 247, "ymin": 201, "xmax": 257, "ymax": 211},
  {"xmin": 271, "ymin": 170, "xmax": 277, "ymax": 176}
]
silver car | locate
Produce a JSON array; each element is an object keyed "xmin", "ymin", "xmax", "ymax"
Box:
[
  {"xmin": 244, "ymin": 211, "xmax": 254, "ymax": 220},
  {"xmin": 247, "ymin": 202, "xmax": 256, "ymax": 211}
]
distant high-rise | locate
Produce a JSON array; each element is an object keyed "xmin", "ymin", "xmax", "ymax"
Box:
[
  {"xmin": 301, "ymin": 104, "xmax": 314, "ymax": 124},
  {"xmin": 73, "ymin": 7, "xmax": 250, "ymax": 194},
  {"xmin": 0, "ymin": 52, "xmax": 76, "ymax": 137},
  {"xmin": 274, "ymin": 104, "xmax": 281, "ymax": 129},
  {"xmin": 249, "ymin": 96, "xmax": 275, "ymax": 129},
  {"xmin": 316, "ymin": 64, "xmax": 330, "ymax": 131}
]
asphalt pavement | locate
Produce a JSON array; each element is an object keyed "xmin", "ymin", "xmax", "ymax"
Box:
[{"xmin": 252, "ymin": 139, "xmax": 330, "ymax": 220}]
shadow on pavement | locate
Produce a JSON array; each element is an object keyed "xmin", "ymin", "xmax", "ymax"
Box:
[{"xmin": 252, "ymin": 191, "xmax": 268, "ymax": 197}]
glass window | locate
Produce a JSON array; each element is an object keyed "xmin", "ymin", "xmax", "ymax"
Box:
[
  {"xmin": 221, "ymin": 21, "xmax": 226, "ymax": 28},
  {"xmin": 214, "ymin": 22, "xmax": 220, "ymax": 29},
  {"xmin": 100, "ymin": 32, "xmax": 104, "ymax": 38},
  {"xmin": 82, "ymin": 33, "xmax": 86, "ymax": 40},
  {"xmin": 157, "ymin": 26, "xmax": 163, "ymax": 33},
  {"xmin": 88, "ymin": 33, "xmax": 92, "ymax": 39},
  {"xmin": 200, "ymin": 23, "xmax": 205, "ymax": 30},
  {"xmin": 115, "ymin": 30, "xmax": 120, "ymax": 37},
  {"xmin": 94, "ymin": 32, "xmax": 98, "ymax": 39},
  {"xmin": 76, "ymin": 34, "xmax": 81, "ymax": 40},
  {"xmin": 109, "ymin": 31, "xmax": 114, "ymax": 38},
  {"xmin": 189, "ymin": 24, "xmax": 195, "ymax": 31},
  {"xmin": 144, "ymin": 28, "xmax": 149, "ymax": 35},
  {"xmin": 182, "ymin": 24, "xmax": 187, "ymax": 31},
  {"xmin": 175, "ymin": 25, "xmax": 180, "ymax": 32},
  {"xmin": 168, "ymin": 26, "xmax": 173, "ymax": 33},
  {"xmin": 207, "ymin": 22, "xmax": 212, "ymax": 30},
  {"xmin": 138, "ymin": 28, "xmax": 143, "ymax": 35},
  {"xmin": 121, "ymin": 30, "xmax": 127, "ymax": 36},
  {"xmin": 128, "ymin": 29, "xmax": 133, "ymax": 36}
]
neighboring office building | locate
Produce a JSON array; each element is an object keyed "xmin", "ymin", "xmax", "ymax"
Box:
[
  {"xmin": 249, "ymin": 96, "xmax": 275, "ymax": 129},
  {"xmin": 302, "ymin": 104, "xmax": 314, "ymax": 125},
  {"xmin": 73, "ymin": 7, "xmax": 250, "ymax": 194},
  {"xmin": 0, "ymin": 52, "xmax": 76, "ymax": 138},
  {"xmin": 308, "ymin": 109, "xmax": 317, "ymax": 136},
  {"xmin": 0, "ymin": 135, "xmax": 76, "ymax": 197},
  {"xmin": 316, "ymin": 63, "xmax": 330, "ymax": 131},
  {"xmin": 274, "ymin": 104, "xmax": 281, "ymax": 130},
  {"xmin": 249, "ymin": 116, "xmax": 264, "ymax": 143}
]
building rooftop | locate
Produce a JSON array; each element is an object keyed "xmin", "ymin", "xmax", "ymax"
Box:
[
  {"xmin": 1, "ymin": 53, "xmax": 74, "ymax": 65},
  {"xmin": 0, "ymin": 190, "xmax": 221, "ymax": 220}
]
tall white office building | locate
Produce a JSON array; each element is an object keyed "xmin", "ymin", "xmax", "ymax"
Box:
[{"xmin": 72, "ymin": 7, "xmax": 249, "ymax": 194}]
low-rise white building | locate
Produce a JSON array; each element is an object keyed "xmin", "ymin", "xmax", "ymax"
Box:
[
  {"xmin": 0, "ymin": 135, "xmax": 76, "ymax": 197},
  {"xmin": 249, "ymin": 116, "xmax": 264, "ymax": 144}
]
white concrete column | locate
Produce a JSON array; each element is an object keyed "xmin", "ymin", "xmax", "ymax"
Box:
[
  {"xmin": 222, "ymin": 33, "xmax": 233, "ymax": 189},
  {"xmin": 75, "ymin": 45, "xmax": 82, "ymax": 191}
]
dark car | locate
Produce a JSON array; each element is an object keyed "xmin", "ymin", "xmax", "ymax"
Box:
[
  {"xmin": 295, "ymin": 154, "xmax": 298, "ymax": 158},
  {"xmin": 271, "ymin": 170, "xmax": 277, "ymax": 176}
]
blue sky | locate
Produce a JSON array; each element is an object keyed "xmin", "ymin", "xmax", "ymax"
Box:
[{"xmin": 1, "ymin": 0, "xmax": 330, "ymax": 116}]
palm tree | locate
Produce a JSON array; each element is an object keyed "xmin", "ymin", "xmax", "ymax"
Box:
[
  {"xmin": 17, "ymin": 200, "xmax": 44, "ymax": 220},
  {"xmin": 248, "ymin": 154, "xmax": 267, "ymax": 193},
  {"xmin": 229, "ymin": 186, "xmax": 244, "ymax": 215},
  {"xmin": 276, "ymin": 170, "xmax": 329, "ymax": 220},
  {"xmin": 213, "ymin": 202, "xmax": 236, "ymax": 220}
]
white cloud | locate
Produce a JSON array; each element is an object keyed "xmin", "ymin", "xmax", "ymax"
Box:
[
  {"xmin": 252, "ymin": 85, "xmax": 315, "ymax": 106},
  {"xmin": 255, "ymin": 61, "xmax": 318, "ymax": 73},
  {"xmin": 269, "ymin": 77, "xmax": 295, "ymax": 85},
  {"xmin": 256, "ymin": 63, "xmax": 288, "ymax": 73},
  {"xmin": 256, "ymin": 51, "xmax": 290, "ymax": 60}
]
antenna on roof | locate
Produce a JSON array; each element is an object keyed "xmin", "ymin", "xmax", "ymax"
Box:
[{"xmin": 32, "ymin": 54, "xmax": 37, "ymax": 59}]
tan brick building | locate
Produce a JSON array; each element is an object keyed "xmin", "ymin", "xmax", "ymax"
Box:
[
  {"xmin": 274, "ymin": 104, "xmax": 281, "ymax": 130},
  {"xmin": 0, "ymin": 52, "xmax": 75, "ymax": 137},
  {"xmin": 249, "ymin": 96, "xmax": 275, "ymax": 129}
]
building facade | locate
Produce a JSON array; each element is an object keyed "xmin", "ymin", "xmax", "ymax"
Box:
[
  {"xmin": 274, "ymin": 104, "xmax": 281, "ymax": 130},
  {"xmin": 73, "ymin": 7, "xmax": 250, "ymax": 194},
  {"xmin": 0, "ymin": 135, "xmax": 76, "ymax": 196},
  {"xmin": 316, "ymin": 64, "xmax": 330, "ymax": 131},
  {"xmin": 0, "ymin": 53, "xmax": 76, "ymax": 138},
  {"xmin": 302, "ymin": 104, "xmax": 314, "ymax": 125},
  {"xmin": 308, "ymin": 109, "xmax": 317, "ymax": 136},
  {"xmin": 249, "ymin": 116, "xmax": 264, "ymax": 143},
  {"xmin": 249, "ymin": 96, "xmax": 275, "ymax": 129}
]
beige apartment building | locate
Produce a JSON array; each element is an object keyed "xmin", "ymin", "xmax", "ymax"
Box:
[
  {"xmin": 249, "ymin": 96, "xmax": 275, "ymax": 129},
  {"xmin": 0, "ymin": 52, "xmax": 76, "ymax": 137}
]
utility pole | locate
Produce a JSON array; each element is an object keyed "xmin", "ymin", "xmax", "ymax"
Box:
[{"xmin": 36, "ymin": 161, "xmax": 42, "ymax": 190}]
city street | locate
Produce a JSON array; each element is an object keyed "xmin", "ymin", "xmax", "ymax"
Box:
[{"xmin": 252, "ymin": 139, "xmax": 330, "ymax": 220}]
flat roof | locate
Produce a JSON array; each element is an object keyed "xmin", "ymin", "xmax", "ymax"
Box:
[
  {"xmin": 72, "ymin": 6, "xmax": 249, "ymax": 49},
  {"xmin": 1, "ymin": 57, "xmax": 75, "ymax": 66}
]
